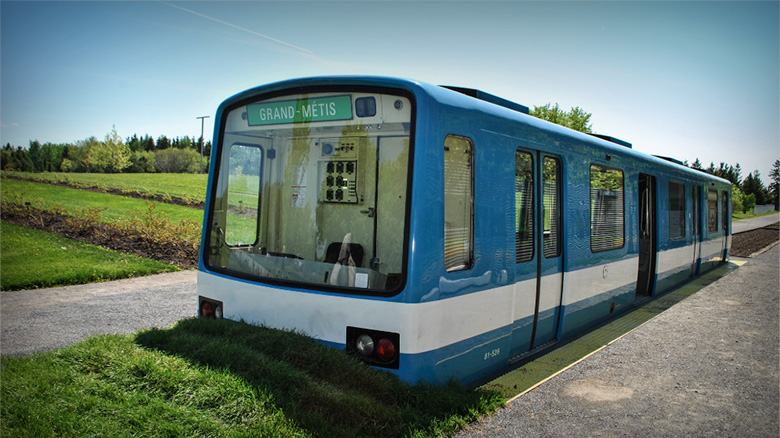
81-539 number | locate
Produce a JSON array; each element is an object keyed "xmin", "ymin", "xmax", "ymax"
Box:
[{"xmin": 483, "ymin": 348, "xmax": 501, "ymax": 360}]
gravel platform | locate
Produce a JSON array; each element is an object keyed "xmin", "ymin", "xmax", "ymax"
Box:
[
  {"xmin": 1, "ymin": 270, "xmax": 197, "ymax": 356},
  {"xmin": 458, "ymin": 246, "xmax": 779, "ymax": 437}
]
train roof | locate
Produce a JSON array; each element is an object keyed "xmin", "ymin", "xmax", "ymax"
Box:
[
  {"xmin": 418, "ymin": 79, "xmax": 731, "ymax": 187},
  {"xmin": 221, "ymin": 76, "xmax": 731, "ymax": 187}
]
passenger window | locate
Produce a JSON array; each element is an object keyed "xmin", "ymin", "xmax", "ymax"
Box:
[
  {"xmin": 722, "ymin": 191, "xmax": 729, "ymax": 232},
  {"xmin": 692, "ymin": 186, "xmax": 701, "ymax": 236},
  {"xmin": 708, "ymin": 190, "xmax": 718, "ymax": 232},
  {"xmin": 669, "ymin": 181, "xmax": 685, "ymax": 240},
  {"xmin": 590, "ymin": 165, "xmax": 624, "ymax": 252},
  {"xmin": 225, "ymin": 144, "xmax": 263, "ymax": 246},
  {"xmin": 444, "ymin": 135, "xmax": 474, "ymax": 272},
  {"xmin": 543, "ymin": 157, "xmax": 561, "ymax": 258},
  {"xmin": 515, "ymin": 150, "xmax": 534, "ymax": 263}
]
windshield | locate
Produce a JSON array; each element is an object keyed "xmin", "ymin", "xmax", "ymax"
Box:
[{"xmin": 206, "ymin": 90, "xmax": 413, "ymax": 293}]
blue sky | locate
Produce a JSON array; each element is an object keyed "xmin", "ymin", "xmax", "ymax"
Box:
[{"xmin": 2, "ymin": 1, "xmax": 778, "ymax": 181}]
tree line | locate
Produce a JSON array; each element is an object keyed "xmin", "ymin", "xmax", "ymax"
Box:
[
  {"xmin": 3, "ymin": 111, "xmax": 779, "ymax": 213},
  {"xmin": 1, "ymin": 127, "xmax": 212, "ymax": 174},
  {"xmin": 690, "ymin": 159, "xmax": 780, "ymax": 212}
]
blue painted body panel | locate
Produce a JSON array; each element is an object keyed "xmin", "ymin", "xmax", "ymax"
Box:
[{"xmin": 199, "ymin": 76, "xmax": 732, "ymax": 385}]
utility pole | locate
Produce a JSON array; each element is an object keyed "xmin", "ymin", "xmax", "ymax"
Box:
[{"xmin": 196, "ymin": 116, "xmax": 210, "ymax": 174}]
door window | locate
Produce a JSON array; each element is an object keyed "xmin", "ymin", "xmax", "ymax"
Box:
[{"xmin": 516, "ymin": 150, "xmax": 534, "ymax": 263}]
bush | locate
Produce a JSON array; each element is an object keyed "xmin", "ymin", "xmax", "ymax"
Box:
[
  {"xmin": 732, "ymin": 186, "xmax": 745, "ymax": 215},
  {"xmin": 128, "ymin": 151, "xmax": 157, "ymax": 173},
  {"xmin": 154, "ymin": 148, "xmax": 199, "ymax": 173}
]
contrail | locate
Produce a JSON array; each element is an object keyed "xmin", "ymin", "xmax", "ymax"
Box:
[{"xmin": 162, "ymin": 2, "xmax": 313, "ymax": 54}]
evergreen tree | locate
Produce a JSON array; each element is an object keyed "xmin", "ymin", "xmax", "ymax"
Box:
[
  {"xmin": 1, "ymin": 143, "xmax": 20, "ymax": 170},
  {"xmin": 143, "ymin": 135, "xmax": 155, "ymax": 152},
  {"xmin": 127, "ymin": 134, "xmax": 143, "ymax": 152},
  {"xmin": 742, "ymin": 170, "xmax": 769, "ymax": 205},
  {"xmin": 13, "ymin": 146, "xmax": 34, "ymax": 171},
  {"xmin": 769, "ymin": 159, "xmax": 780, "ymax": 209},
  {"xmin": 28, "ymin": 140, "xmax": 43, "ymax": 172},
  {"xmin": 156, "ymin": 135, "xmax": 171, "ymax": 150}
]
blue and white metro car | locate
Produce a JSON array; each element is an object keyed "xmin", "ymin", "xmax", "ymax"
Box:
[{"xmin": 197, "ymin": 76, "xmax": 731, "ymax": 385}]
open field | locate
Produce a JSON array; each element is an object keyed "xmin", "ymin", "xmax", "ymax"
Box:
[
  {"xmin": 1, "ymin": 179, "xmax": 202, "ymax": 283},
  {"xmin": 0, "ymin": 222, "xmax": 178, "ymax": 291},
  {"xmin": 2, "ymin": 178, "xmax": 203, "ymax": 225},
  {"xmin": 3, "ymin": 171, "xmax": 208, "ymax": 205},
  {"xmin": 1, "ymin": 318, "xmax": 503, "ymax": 438}
]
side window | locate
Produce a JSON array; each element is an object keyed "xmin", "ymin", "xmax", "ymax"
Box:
[
  {"xmin": 692, "ymin": 186, "xmax": 701, "ymax": 236},
  {"xmin": 722, "ymin": 191, "xmax": 729, "ymax": 233},
  {"xmin": 225, "ymin": 144, "xmax": 263, "ymax": 246},
  {"xmin": 590, "ymin": 164, "xmax": 624, "ymax": 252},
  {"xmin": 708, "ymin": 189, "xmax": 718, "ymax": 232},
  {"xmin": 515, "ymin": 150, "xmax": 534, "ymax": 263},
  {"xmin": 669, "ymin": 181, "xmax": 685, "ymax": 240},
  {"xmin": 444, "ymin": 135, "xmax": 474, "ymax": 272},
  {"xmin": 543, "ymin": 157, "xmax": 561, "ymax": 258}
]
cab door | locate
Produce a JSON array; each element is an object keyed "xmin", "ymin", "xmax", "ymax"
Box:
[
  {"xmin": 510, "ymin": 149, "xmax": 563, "ymax": 356},
  {"xmin": 534, "ymin": 154, "xmax": 563, "ymax": 347},
  {"xmin": 636, "ymin": 173, "xmax": 656, "ymax": 297}
]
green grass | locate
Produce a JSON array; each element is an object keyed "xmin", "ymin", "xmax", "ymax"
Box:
[
  {"xmin": 3, "ymin": 171, "xmax": 208, "ymax": 203},
  {"xmin": 0, "ymin": 334, "xmax": 303, "ymax": 437},
  {"xmin": 0, "ymin": 222, "xmax": 179, "ymax": 291},
  {"xmin": 732, "ymin": 210, "xmax": 778, "ymax": 221},
  {"xmin": 2, "ymin": 178, "xmax": 203, "ymax": 224},
  {"xmin": 1, "ymin": 318, "xmax": 504, "ymax": 437}
]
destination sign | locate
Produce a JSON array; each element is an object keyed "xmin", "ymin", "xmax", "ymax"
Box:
[{"xmin": 247, "ymin": 95, "xmax": 353, "ymax": 126}]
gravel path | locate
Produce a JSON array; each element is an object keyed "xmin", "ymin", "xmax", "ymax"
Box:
[
  {"xmin": 732, "ymin": 211, "xmax": 779, "ymax": 234},
  {"xmin": 1, "ymin": 270, "xmax": 197, "ymax": 356},
  {"xmin": 458, "ymin": 246, "xmax": 779, "ymax": 437}
]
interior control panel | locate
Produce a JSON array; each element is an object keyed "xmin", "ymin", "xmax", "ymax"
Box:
[{"xmin": 319, "ymin": 137, "xmax": 364, "ymax": 204}]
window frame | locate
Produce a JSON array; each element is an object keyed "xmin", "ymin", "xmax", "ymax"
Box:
[
  {"xmin": 589, "ymin": 164, "xmax": 625, "ymax": 253},
  {"xmin": 203, "ymin": 84, "xmax": 417, "ymax": 297},
  {"xmin": 443, "ymin": 134, "xmax": 475, "ymax": 272},
  {"xmin": 708, "ymin": 189, "xmax": 718, "ymax": 233},
  {"xmin": 515, "ymin": 149, "xmax": 535, "ymax": 263},
  {"xmin": 692, "ymin": 185, "xmax": 701, "ymax": 236},
  {"xmin": 668, "ymin": 180, "xmax": 686, "ymax": 240},
  {"xmin": 223, "ymin": 142, "xmax": 265, "ymax": 247},
  {"xmin": 543, "ymin": 156, "xmax": 562, "ymax": 259}
]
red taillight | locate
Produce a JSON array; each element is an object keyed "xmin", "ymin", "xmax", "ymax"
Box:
[
  {"xmin": 199, "ymin": 297, "xmax": 223, "ymax": 319},
  {"xmin": 376, "ymin": 338, "xmax": 396, "ymax": 362},
  {"xmin": 201, "ymin": 301, "xmax": 214, "ymax": 318},
  {"xmin": 346, "ymin": 327, "xmax": 400, "ymax": 370}
]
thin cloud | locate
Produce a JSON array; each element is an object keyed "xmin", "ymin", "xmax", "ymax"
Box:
[{"xmin": 162, "ymin": 2, "xmax": 313, "ymax": 55}]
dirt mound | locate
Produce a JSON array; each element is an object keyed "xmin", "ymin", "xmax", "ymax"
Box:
[
  {"xmin": 730, "ymin": 224, "xmax": 779, "ymax": 257},
  {"xmin": 1, "ymin": 204, "xmax": 198, "ymax": 269}
]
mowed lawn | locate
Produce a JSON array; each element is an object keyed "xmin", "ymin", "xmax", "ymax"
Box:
[
  {"xmin": 3, "ymin": 171, "xmax": 208, "ymax": 204},
  {"xmin": 0, "ymin": 222, "xmax": 178, "ymax": 291},
  {"xmin": 2, "ymin": 178, "xmax": 204, "ymax": 225}
]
